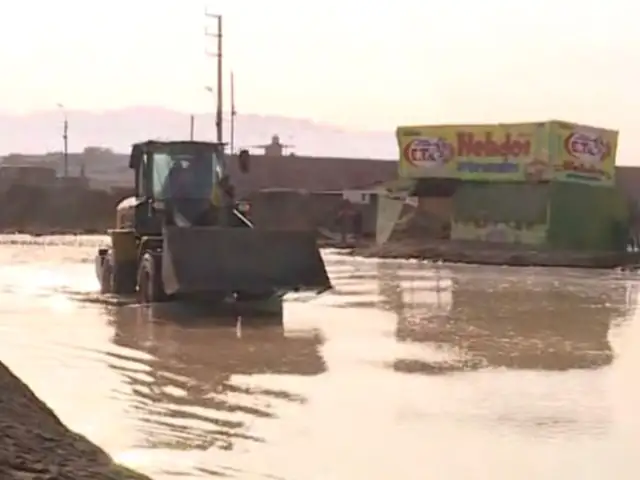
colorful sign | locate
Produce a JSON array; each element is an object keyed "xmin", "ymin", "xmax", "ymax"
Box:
[
  {"xmin": 549, "ymin": 121, "xmax": 618, "ymax": 186},
  {"xmin": 397, "ymin": 123, "xmax": 551, "ymax": 182}
]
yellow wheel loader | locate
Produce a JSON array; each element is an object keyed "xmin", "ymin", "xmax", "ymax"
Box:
[{"xmin": 95, "ymin": 140, "xmax": 332, "ymax": 312}]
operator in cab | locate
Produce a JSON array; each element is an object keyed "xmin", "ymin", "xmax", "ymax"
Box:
[
  {"xmin": 160, "ymin": 153, "xmax": 238, "ymax": 227},
  {"xmin": 162, "ymin": 160, "xmax": 190, "ymax": 198},
  {"xmin": 159, "ymin": 157, "xmax": 209, "ymax": 226}
]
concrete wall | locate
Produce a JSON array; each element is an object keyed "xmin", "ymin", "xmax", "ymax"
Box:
[
  {"xmin": 245, "ymin": 190, "xmax": 317, "ymax": 231},
  {"xmin": 0, "ymin": 183, "xmax": 380, "ymax": 236},
  {"xmin": 0, "ymin": 166, "xmax": 57, "ymax": 187},
  {"xmin": 247, "ymin": 189, "xmax": 378, "ymax": 236},
  {"xmin": 0, "ymin": 185, "xmax": 128, "ymax": 233}
]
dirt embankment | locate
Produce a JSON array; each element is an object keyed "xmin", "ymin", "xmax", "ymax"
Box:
[
  {"xmin": 0, "ymin": 361, "xmax": 151, "ymax": 480},
  {"xmin": 352, "ymin": 238, "xmax": 640, "ymax": 269},
  {"xmin": 0, "ymin": 185, "xmax": 131, "ymax": 234}
]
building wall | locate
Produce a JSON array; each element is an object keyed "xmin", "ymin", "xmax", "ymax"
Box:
[
  {"xmin": 305, "ymin": 192, "xmax": 347, "ymax": 233},
  {"xmin": 0, "ymin": 184, "xmax": 120, "ymax": 232},
  {"xmin": 450, "ymin": 183, "xmax": 550, "ymax": 245},
  {"xmin": 244, "ymin": 189, "xmax": 379, "ymax": 235},
  {"xmin": 245, "ymin": 190, "xmax": 317, "ymax": 231},
  {"xmin": 308, "ymin": 192, "xmax": 378, "ymax": 236},
  {"xmin": 342, "ymin": 191, "xmax": 378, "ymax": 235},
  {"xmin": 0, "ymin": 166, "xmax": 57, "ymax": 187},
  {"xmin": 227, "ymin": 154, "xmax": 396, "ymax": 198},
  {"xmin": 547, "ymin": 182, "xmax": 628, "ymax": 251}
]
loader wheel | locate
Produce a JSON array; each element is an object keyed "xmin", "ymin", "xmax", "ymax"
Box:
[
  {"xmin": 137, "ymin": 252, "xmax": 168, "ymax": 304},
  {"xmin": 99, "ymin": 255, "xmax": 114, "ymax": 294},
  {"xmin": 100, "ymin": 253, "xmax": 137, "ymax": 295}
]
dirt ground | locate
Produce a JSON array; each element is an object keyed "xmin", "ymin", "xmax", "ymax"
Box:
[
  {"xmin": 351, "ymin": 238, "xmax": 640, "ymax": 269},
  {"xmin": 0, "ymin": 361, "xmax": 151, "ymax": 480}
]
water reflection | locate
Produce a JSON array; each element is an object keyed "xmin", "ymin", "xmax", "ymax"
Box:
[
  {"xmin": 378, "ymin": 262, "xmax": 634, "ymax": 373},
  {"xmin": 103, "ymin": 305, "xmax": 325, "ymax": 452}
]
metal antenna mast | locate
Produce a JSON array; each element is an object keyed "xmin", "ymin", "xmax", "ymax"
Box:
[
  {"xmin": 205, "ymin": 11, "xmax": 223, "ymax": 146},
  {"xmin": 56, "ymin": 103, "xmax": 68, "ymax": 177},
  {"xmin": 230, "ymin": 71, "xmax": 236, "ymax": 154}
]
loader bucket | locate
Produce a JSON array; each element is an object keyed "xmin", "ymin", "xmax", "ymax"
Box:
[{"xmin": 160, "ymin": 226, "xmax": 332, "ymax": 296}]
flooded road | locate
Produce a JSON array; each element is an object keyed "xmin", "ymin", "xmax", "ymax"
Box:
[{"xmin": 1, "ymin": 235, "xmax": 640, "ymax": 479}]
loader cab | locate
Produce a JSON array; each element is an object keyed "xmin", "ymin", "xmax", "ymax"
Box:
[{"xmin": 129, "ymin": 140, "xmax": 227, "ymax": 234}]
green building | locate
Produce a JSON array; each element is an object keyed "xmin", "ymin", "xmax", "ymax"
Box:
[{"xmin": 382, "ymin": 120, "xmax": 628, "ymax": 252}]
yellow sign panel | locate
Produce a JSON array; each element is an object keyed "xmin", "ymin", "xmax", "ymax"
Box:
[
  {"xmin": 549, "ymin": 121, "xmax": 617, "ymax": 186},
  {"xmin": 397, "ymin": 123, "xmax": 551, "ymax": 182}
]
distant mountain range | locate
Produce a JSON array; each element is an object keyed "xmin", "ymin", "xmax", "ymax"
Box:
[{"xmin": 0, "ymin": 107, "xmax": 397, "ymax": 159}]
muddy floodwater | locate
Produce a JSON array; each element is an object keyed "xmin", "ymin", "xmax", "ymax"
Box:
[{"xmin": 1, "ymin": 235, "xmax": 640, "ymax": 479}]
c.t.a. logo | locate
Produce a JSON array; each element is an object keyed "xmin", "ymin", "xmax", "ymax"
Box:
[{"xmin": 403, "ymin": 138, "xmax": 454, "ymax": 168}]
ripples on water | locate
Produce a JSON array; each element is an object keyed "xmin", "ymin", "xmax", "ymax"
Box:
[{"xmin": 1, "ymin": 236, "xmax": 640, "ymax": 479}]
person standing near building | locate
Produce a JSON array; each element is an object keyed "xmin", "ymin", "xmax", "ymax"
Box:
[
  {"xmin": 352, "ymin": 208, "xmax": 363, "ymax": 241},
  {"xmin": 337, "ymin": 199, "xmax": 355, "ymax": 244}
]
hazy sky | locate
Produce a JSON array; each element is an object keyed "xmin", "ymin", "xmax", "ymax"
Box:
[{"xmin": 2, "ymin": 0, "xmax": 640, "ymax": 133}]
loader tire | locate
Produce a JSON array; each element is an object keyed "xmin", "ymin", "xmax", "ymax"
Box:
[
  {"xmin": 99, "ymin": 254, "xmax": 114, "ymax": 294},
  {"xmin": 100, "ymin": 252, "xmax": 136, "ymax": 295},
  {"xmin": 137, "ymin": 252, "xmax": 168, "ymax": 304}
]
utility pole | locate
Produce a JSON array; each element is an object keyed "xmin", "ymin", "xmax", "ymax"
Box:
[
  {"xmin": 205, "ymin": 11, "xmax": 223, "ymax": 146},
  {"xmin": 63, "ymin": 117, "xmax": 68, "ymax": 177},
  {"xmin": 56, "ymin": 103, "xmax": 68, "ymax": 177},
  {"xmin": 189, "ymin": 114, "xmax": 195, "ymax": 140},
  {"xmin": 230, "ymin": 71, "xmax": 236, "ymax": 154}
]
